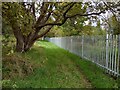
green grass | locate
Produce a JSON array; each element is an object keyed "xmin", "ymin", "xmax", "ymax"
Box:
[{"xmin": 2, "ymin": 40, "xmax": 118, "ymax": 88}]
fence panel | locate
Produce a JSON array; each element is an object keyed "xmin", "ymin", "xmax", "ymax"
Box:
[{"xmin": 46, "ymin": 35, "xmax": 120, "ymax": 77}]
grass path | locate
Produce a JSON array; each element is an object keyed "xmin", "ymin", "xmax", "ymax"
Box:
[
  {"xmin": 3, "ymin": 41, "xmax": 117, "ymax": 88},
  {"xmin": 23, "ymin": 41, "xmax": 92, "ymax": 88}
]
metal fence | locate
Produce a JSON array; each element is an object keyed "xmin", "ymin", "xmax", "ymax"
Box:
[{"xmin": 45, "ymin": 34, "xmax": 120, "ymax": 77}]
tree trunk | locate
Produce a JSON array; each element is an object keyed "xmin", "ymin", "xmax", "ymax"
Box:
[
  {"xmin": 12, "ymin": 26, "xmax": 23, "ymax": 52},
  {"xmin": 15, "ymin": 37, "xmax": 35, "ymax": 52},
  {"xmin": 24, "ymin": 40, "xmax": 35, "ymax": 52},
  {"xmin": 12, "ymin": 24, "xmax": 52, "ymax": 52},
  {"xmin": 16, "ymin": 38, "xmax": 24, "ymax": 52}
]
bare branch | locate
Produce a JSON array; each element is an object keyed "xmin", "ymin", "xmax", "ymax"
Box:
[{"xmin": 103, "ymin": 2, "xmax": 117, "ymax": 16}]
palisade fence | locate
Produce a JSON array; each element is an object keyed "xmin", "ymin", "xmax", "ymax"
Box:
[{"xmin": 45, "ymin": 34, "xmax": 120, "ymax": 77}]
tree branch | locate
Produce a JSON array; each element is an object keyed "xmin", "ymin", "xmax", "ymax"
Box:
[
  {"xmin": 34, "ymin": 18, "xmax": 60, "ymax": 40},
  {"xmin": 37, "ymin": 10, "xmax": 106, "ymax": 29},
  {"xmin": 34, "ymin": 25, "xmax": 53, "ymax": 40},
  {"xmin": 63, "ymin": 2, "xmax": 76, "ymax": 18},
  {"xmin": 32, "ymin": 2, "xmax": 36, "ymax": 19},
  {"xmin": 67, "ymin": 10, "xmax": 105, "ymax": 18},
  {"xmin": 36, "ymin": 2, "xmax": 75, "ymax": 29},
  {"xmin": 103, "ymin": 2, "xmax": 117, "ymax": 16},
  {"xmin": 34, "ymin": 2, "xmax": 120, "ymax": 39},
  {"xmin": 35, "ymin": 2, "xmax": 48, "ymax": 27},
  {"xmin": 62, "ymin": 2, "xmax": 73, "ymax": 9}
]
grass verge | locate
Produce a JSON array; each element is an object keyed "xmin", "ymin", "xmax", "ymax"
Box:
[{"xmin": 2, "ymin": 40, "xmax": 118, "ymax": 88}]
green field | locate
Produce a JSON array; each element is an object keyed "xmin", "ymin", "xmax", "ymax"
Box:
[{"xmin": 2, "ymin": 41, "xmax": 118, "ymax": 88}]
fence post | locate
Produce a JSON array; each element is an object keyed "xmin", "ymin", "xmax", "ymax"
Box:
[
  {"xmin": 71, "ymin": 36, "xmax": 73, "ymax": 53},
  {"xmin": 117, "ymin": 35, "xmax": 120, "ymax": 88},
  {"xmin": 82, "ymin": 35, "xmax": 84, "ymax": 58},
  {"xmin": 118, "ymin": 35, "xmax": 120, "ymax": 76},
  {"xmin": 106, "ymin": 34, "xmax": 109, "ymax": 71}
]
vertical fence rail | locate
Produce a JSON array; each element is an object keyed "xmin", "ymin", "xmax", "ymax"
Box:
[
  {"xmin": 118, "ymin": 35, "xmax": 120, "ymax": 77},
  {"xmin": 82, "ymin": 35, "xmax": 84, "ymax": 58},
  {"xmin": 46, "ymin": 35, "xmax": 120, "ymax": 77},
  {"xmin": 106, "ymin": 34, "xmax": 109, "ymax": 71}
]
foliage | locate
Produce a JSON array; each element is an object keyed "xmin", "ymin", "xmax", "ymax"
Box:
[
  {"xmin": 2, "ymin": 16, "xmax": 14, "ymax": 52},
  {"xmin": 2, "ymin": 36, "xmax": 16, "ymax": 55},
  {"xmin": 46, "ymin": 26, "xmax": 64, "ymax": 37},
  {"xmin": 108, "ymin": 16, "xmax": 120, "ymax": 35},
  {"xmin": 61, "ymin": 17, "xmax": 86, "ymax": 36},
  {"xmin": 67, "ymin": 2, "xmax": 86, "ymax": 16},
  {"xmin": 80, "ymin": 25, "xmax": 106, "ymax": 35},
  {"xmin": 46, "ymin": 22, "xmax": 106, "ymax": 37},
  {"xmin": 2, "ymin": 2, "xmax": 34, "ymax": 36}
]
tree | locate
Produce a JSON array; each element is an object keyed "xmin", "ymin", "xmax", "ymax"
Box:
[
  {"xmin": 108, "ymin": 16, "xmax": 120, "ymax": 35},
  {"xmin": 46, "ymin": 26, "xmax": 64, "ymax": 37},
  {"xmin": 2, "ymin": 2, "xmax": 120, "ymax": 52}
]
